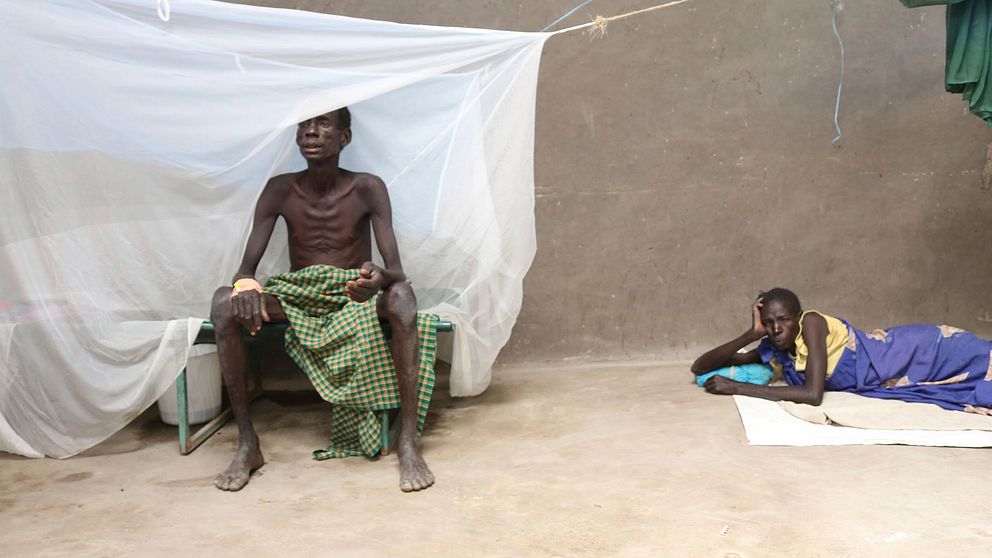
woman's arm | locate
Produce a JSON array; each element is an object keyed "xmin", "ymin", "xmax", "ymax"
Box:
[
  {"xmin": 690, "ymin": 296, "xmax": 766, "ymax": 375},
  {"xmin": 704, "ymin": 313, "xmax": 828, "ymax": 405},
  {"xmin": 691, "ymin": 336, "xmax": 762, "ymax": 375}
]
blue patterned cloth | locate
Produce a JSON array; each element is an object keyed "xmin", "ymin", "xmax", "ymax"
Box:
[{"xmin": 757, "ymin": 317, "xmax": 992, "ymax": 412}]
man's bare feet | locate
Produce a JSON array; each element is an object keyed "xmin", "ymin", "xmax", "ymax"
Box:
[
  {"xmin": 397, "ymin": 436, "xmax": 434, "ymax": 492},
  {"xmin": 214, "ymin": 442, "xmax": 264, "ymax": 491}
]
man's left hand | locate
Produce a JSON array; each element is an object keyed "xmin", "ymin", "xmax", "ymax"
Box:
[
  {"xmin": 703, "ymin": 375, "xmax": 740, "ymax": 396},
  {"xmin": 346, "ymin": 262, "xmax": 384, "ymax": 302}
]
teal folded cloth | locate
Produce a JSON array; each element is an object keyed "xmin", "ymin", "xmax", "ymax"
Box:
[{"xmin": 695, "ymin": 364, "xmax": 774, "ymax": 387}]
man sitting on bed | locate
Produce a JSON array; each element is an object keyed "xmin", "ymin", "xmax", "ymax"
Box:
[{"xmin": 208, "ymin": 107, "xmax": 436, "ymax": 492}]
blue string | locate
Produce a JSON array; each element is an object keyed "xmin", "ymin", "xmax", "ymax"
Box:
[
  {"xmin": 541, "ymin": 0, "xmax": 595, "ymax": 32},
  {"xmin": 831, "ymin": 1, "xmax": 845, "ymax": 146}
]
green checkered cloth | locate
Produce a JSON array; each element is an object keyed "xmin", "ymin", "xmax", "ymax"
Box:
[{"xmin": 263, "ymin": 265, "xmax": 438, "ymax": 459}]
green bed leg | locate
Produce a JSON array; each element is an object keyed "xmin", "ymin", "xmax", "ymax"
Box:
[
  {"xmin": 177, "ymin": 369, "xmax": 189, "ymax": 454},
  {"xmin": 380, "ymin": 411, "xmax": 390, "ymax": 456}
]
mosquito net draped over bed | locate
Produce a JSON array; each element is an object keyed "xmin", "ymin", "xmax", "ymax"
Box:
[{"xmin": 0, "ymin": 0, "xmax": 548, "ymax": 457}]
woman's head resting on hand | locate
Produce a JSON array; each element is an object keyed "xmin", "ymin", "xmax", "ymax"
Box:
[{"xmin": 759, "ymin": 287, "xmax": 802, "ymax": 351}]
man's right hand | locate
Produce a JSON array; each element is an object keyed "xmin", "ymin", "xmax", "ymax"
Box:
[{"xmin": 231, "ymin": 284, "xmax": 269, "ymax": 335}]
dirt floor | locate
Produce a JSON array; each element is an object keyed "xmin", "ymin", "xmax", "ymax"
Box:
[{"xmin": 1, "ymin": 361, "xmax": 990, "ymax": 557}]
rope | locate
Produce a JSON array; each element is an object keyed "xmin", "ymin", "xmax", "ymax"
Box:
[
  {"xmin": 830, "ymin": 0, "xmax": 845, "ymax": 146},
  {"xmin": 541, "ymin": 0, "xmax": 595, "ymax": 32},
  {"xmin": 552, "ymin": 0, "xmax": 695, "ymax": 38},
  {"xmin": 157, "ymin": 0, "xmax": 171, "ymax": 22}
]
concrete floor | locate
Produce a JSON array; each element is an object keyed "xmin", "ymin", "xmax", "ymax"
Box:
[{"xmin": 1, "ymin": 361, "xmax": 990, "ymax": 557}]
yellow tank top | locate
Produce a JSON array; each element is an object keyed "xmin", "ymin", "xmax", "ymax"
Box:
[{"xmin": 792, "ymin": 310, "xmax": 856, "ymax": 377}]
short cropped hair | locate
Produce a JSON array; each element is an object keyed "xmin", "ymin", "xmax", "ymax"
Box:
[
  {"xmin": 761, "ymin": 287, "xmax": 802, "ymax": 316},
  {"xmin": 337, "ymin": 106, "xmax": 351, "ymax": 129}
]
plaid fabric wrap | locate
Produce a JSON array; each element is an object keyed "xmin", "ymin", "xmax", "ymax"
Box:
[{"xmin": 263, "ymin": 265, "xmax": 438, "ymax": 459}]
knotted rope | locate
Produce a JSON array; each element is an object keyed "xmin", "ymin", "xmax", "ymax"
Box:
[{"xmin": 551, "ymin": 0, "xmax": 696, "ymax": 38}]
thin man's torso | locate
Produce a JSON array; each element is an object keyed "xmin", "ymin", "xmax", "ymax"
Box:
[{"xmin": 272, "ymin": 169, "xmax": 375, "ymax": 271}]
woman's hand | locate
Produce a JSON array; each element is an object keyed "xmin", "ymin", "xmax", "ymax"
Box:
[
  {"xmin": 748, "ymin": 293, "xmax": 767, "ymax": 341},
  {"xmin": 704, "ymin": 375, "xmax": 740, "ymax": 395}
]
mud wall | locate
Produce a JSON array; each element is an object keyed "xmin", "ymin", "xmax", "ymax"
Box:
[{"xmin": 236, "ymin": 1, "xmax": 992, "ymax": 365}]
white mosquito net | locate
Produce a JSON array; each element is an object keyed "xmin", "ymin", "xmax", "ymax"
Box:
[{"xmin": 0, "ymin": 0, "xmax": 548, "ymax": 458}]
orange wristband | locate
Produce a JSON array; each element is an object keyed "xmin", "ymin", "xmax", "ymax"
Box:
[{"xmin": 231, "ymin": 278, "xmax": 263, "ymax": 297}]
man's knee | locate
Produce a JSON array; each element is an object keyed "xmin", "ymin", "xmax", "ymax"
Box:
[
  {"xmin": 380, "ymin": 282, "xmax": 417, "ymax": 325},
  {"xmin": 209, "ymin": 286, "xmax": 237, "ymax": 328}
]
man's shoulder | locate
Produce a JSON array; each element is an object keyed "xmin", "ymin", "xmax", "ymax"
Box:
[
  {"xmin": 253, "ymin": 173, "xmax": 299, "ymax": 215},
  {"xmin": 344, "ymin": 170, "xmax": 388, "ymax": 203},
  {"xmin": 264, "ymin": 172, "xmax": 300, "ymax": 192},
  {"xmin": 344, "ymin": 170, "xmax": 386, "ymax": 190}
]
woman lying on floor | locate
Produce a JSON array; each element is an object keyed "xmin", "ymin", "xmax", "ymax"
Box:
[{"xmin": 691, "ymin": 288, "xmax": 992, "ymax": 413}]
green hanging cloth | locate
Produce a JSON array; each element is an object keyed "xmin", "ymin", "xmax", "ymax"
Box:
[{"xmin": 900, "ymin": 0, "xmax": 992, "ymax": 125}]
